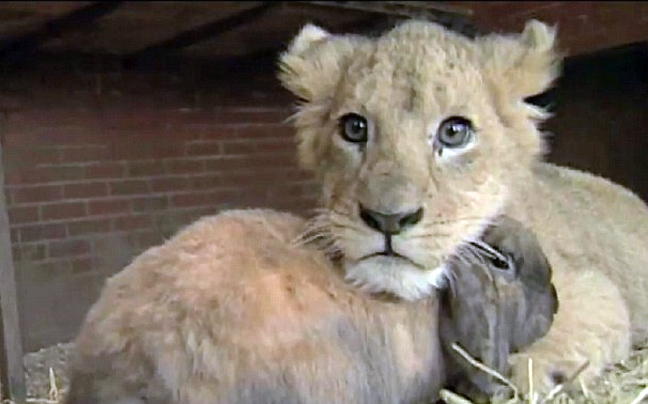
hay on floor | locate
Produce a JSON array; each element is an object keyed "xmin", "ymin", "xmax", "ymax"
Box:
[{"xmin": 18, "ymin": 341, "xmax": 648, "ymax": 404}]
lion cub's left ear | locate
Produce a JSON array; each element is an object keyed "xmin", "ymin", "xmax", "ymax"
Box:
[
  {"xmin": 477, "ymin": 19, "xmax": 562, "ymax": 102},
  {"xmin": 278, "ymin": 24, "xmax": 359, "ymax": 102}
]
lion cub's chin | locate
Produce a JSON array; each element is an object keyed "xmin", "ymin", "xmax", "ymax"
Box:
[{"xmin": 343, "ymin": 256, "xmax": 447, "ymax": 301}]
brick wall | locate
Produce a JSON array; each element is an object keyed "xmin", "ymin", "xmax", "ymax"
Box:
[{"xmin": 1, "ymin": 60, "xmax": 318, "ymax": 351}]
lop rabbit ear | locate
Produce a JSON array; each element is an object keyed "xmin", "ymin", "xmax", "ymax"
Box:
[{"xmin": 512, "ymin": 230, "xmax": 553, "ymax": 293}]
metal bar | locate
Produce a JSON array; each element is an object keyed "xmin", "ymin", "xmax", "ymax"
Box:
[{"xmin": 0, "ymin": 114, "xmax": 26, "ymax": 402}]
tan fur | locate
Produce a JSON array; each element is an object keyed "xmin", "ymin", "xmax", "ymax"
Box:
[
  {"xmin": 65, "ymin": 209, "xmax": 442, "ymax": 404},
  {"xmin": 278, "ymin": 18, "xmax": 648, "ymax": 393}
]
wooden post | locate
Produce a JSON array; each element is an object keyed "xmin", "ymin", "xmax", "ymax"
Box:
[{"xmin": 0, "ymin": 123, "xmax": 26, "ymax": 401}]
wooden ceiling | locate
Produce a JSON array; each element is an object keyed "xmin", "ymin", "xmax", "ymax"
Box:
[
  {"xmin": 0, "ymin": 1, "xmax": 647, "ymax": 69},
  {"xmin": 0, "ymin": 2, "xmax": 473, "ymax": 64}
]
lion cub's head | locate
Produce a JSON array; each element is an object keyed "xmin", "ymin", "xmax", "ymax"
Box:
[{"xmin": 279, "ymin": 19, "xmax": 561, "ymax": 301}]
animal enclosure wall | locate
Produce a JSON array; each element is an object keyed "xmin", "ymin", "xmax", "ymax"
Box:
[
  {"xmin": 0, "ymin": 57, "xmax": 318, "ymax": 352},
  {"xmin": 540, "ymin": 42, "xmax": 648, "ymax": 202}
]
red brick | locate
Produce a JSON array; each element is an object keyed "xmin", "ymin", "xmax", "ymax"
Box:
[
  {"xmin": 85, "ymin": 162, "xmax": 125, "ymax": 179},
  {"xmin": 109, "ymin": 140, "xmax": 184, "ymax": 160},
  {"xmin": 7, "ymin": 205, "xmax": 40, "ymax": 224},
  {"xmin": 2, "ymin": 147, "xmax": 60, "ymax": 171},
  {"xmin": 252, "ymin": 153, "xmax": 298, "ymax": 168},
  {"xmin": 88, "ymin": 199, "xmax": 131, "ymax": 216},
  {"xmin": 126, "ymin": 160, "xmax": 167, "ymax": 177},
  {"xmin": 113, "ymin": 215, "xmax": 153, "ymax": 231},
  {"xmin": 221, "ymin": 138, "xmax": 295, "ymax": 156},
  {"xmin": 153, "ymin": 209, "xmax": 214, "ymax": 233},
  {"xmin": 9, "ymin": 110, "xmax": 99, "ymax": 135},
  {"xmin": 204, "ymin": 156, "xmax": 249, "ymax": 172},
  {"xmin": 59, "ymin": 146, "xmax": 107, "ymax": 163},
  {"xmin": 28, "ymin": 259, "xmax": 74, "ymax": 279},
  {"xmin": 2, "ymin": 170, "xmax": 22, "ymax": 186},
  {"xmin": 200, "ymin": 127, "xmax": 238, "ymax": 141},
  {"xmin": 100, "ymin": 108, "xmax": 170, "ymax": 130},
  {"xmin": 67, "ymin": 218, "xmax": 113, "ymax": 236},
  {"xmin": 9, "ymin": 165, "xmax": 85, "ymax": 185},
  {"xmin": 109, "ymin": 180, "xmax": 150, "ymax": 195},
  {"xmin": 10, "ymin": 185, "xmax": 64, "ymax": 204},
  {"xmin": 276, "ymin": 197, "xmax": 318, "ymax": 213},
  {"xmin": 165, "ymin": 159, "xmax": 205, "ymax": 174},
  {"xmin": 42, "ymin": 202, "xmax": 86, "ymax": 220},
  {"xmin": 255, "ymin": 138, "xmax": 295, "ymax": 153},
  {"xmin": 70, "ymin": 256, "xmax": 94, "ymax": 274},
  {"xmin": 132, "ymin": 196, "xmax": 169, "ymax": 212},
  {"xmin": 128, "ymin": 230, "xmax": 164, "ymax": 250},
  {"xmin": 212, "ymin": 109, "xmax": 291, "ymax": 125},
  {"xmin": 235, "ymin": 125, "xmax": 293, "ymax": 140},
  {"xmin": 48, "ymin": 239, "xmax": 92, "ymax": 258},
  {"xmin": 11, "ymin": 246, "xmax": 20, "ymax": 261},
  {"xmin": 188, "ymin": 174, "xmax": 222, "ymax": 190},
  {"xmin": 16, "ymin": 244, "xmax": 47, "ymax": 261},
  {"xmin": 221, "ymin": 140, "xmax": 257, "ymax": 155},
  {"xmin": 218, "ymin": 169, "xmax": 306, "ymax": 188},
  {"xmin": 185, "ymin": 142, "xmax": 222, "ymax": 156},
  {"xmin": 205, "ymin": 154, "xmax": 297, "ymax": 172},
  {"xmin": 63, "ymin": 182, "xmax": 109, "ymax": 199},
  {"xmin": 149, "ymin": 177, "xmax": 190, "ymax": 193},
  {"xmin": 19, "ymin": 223, "xmax": 67, "ymax": 242},
  {"xmin": 170, "ymin": 189, "xmax": 244, "ymax": 208}
]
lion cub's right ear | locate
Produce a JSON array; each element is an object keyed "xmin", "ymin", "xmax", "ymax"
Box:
[
  {"xmin": 278, "ymin": 24, "xmax": 357, "ymax": 102},
  {"xmin": 477, "ymin": 19, "xmax": 562, "ymax": 104}
]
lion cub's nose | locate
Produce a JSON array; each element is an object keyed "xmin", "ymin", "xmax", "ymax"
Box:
[{"xmin": 359, "ymin": 204, "xmax": 424, "ymax": 235}]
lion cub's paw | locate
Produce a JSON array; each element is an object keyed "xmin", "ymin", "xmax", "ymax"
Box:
[{"xmin": 508, "ymin": 350, "xmax": 589, "ymax": 396}]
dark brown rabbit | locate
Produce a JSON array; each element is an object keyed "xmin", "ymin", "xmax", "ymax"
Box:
[{"xmin": 439, "ymin": 216, "xmax": 559, "ymax": 403}]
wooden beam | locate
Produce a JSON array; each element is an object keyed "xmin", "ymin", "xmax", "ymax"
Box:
[
  {"xmin": 127, "ymin": 2, "xmax": 282, "ymax": 60},
  {"xmin": 0, "ymin": 118, "xmax": 25, "ymax": 402},
  {"xmin": 288, "ymin": 1, "xmax": 479, "ymax": 37},
  {"xmin": 290, "ymin": 1, "xmax": 473, "ymax": 20},
  {"xmin": 0, "ymin": 1, "xmax": 124, "ymax": 62}
]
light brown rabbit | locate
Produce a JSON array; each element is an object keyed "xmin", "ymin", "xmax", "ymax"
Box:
[
  {"xmin": 64, "ymin": 208, "xmax": 444, "ymax": 404},
  {"xmin": 64, "ymin": 209, "xmax": 554, "ymax": 404},
  {"xmin": 439, "ymin": 216, "xmax": 559, "ymax": 403}
]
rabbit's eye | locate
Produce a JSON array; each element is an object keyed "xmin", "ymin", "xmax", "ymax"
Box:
[
  {"xmin": 489, "ymin": 255, "xmax": 510, "ymax": 270},
  {"xmin": 469, "ymin": 241, "xmax": 511, "ymax": 271}
]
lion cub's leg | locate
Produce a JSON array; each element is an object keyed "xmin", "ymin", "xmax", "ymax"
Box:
[{"xmin": 508, "ymin": 269, "xmax": 631, "ymax": 394}]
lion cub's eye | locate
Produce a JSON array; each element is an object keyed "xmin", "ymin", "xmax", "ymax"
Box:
[
  {"xmin": 435, "ymin": 116, "xmax": 474, "ymax": 149},
  {"xmin": 339, "ymin": 113, "xmax": 369, "ymax": 143}
]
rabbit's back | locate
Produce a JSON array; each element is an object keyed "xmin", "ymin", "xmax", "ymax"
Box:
[{"xmin": 66, "ymin": 209, "xmax": 442, "ymax": 404}]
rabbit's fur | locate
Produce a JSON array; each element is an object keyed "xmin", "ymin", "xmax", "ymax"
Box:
[
  {"xmin": 65, "ymin": 209, "xmax": 556, "ymax": 404},
  {"xmin": 439, "ymin": 216, "xmax": 558, "ymax": 402},
  {"xmin": 65, "ymin": 209, "xmax": 443, "ymax": 404}
]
